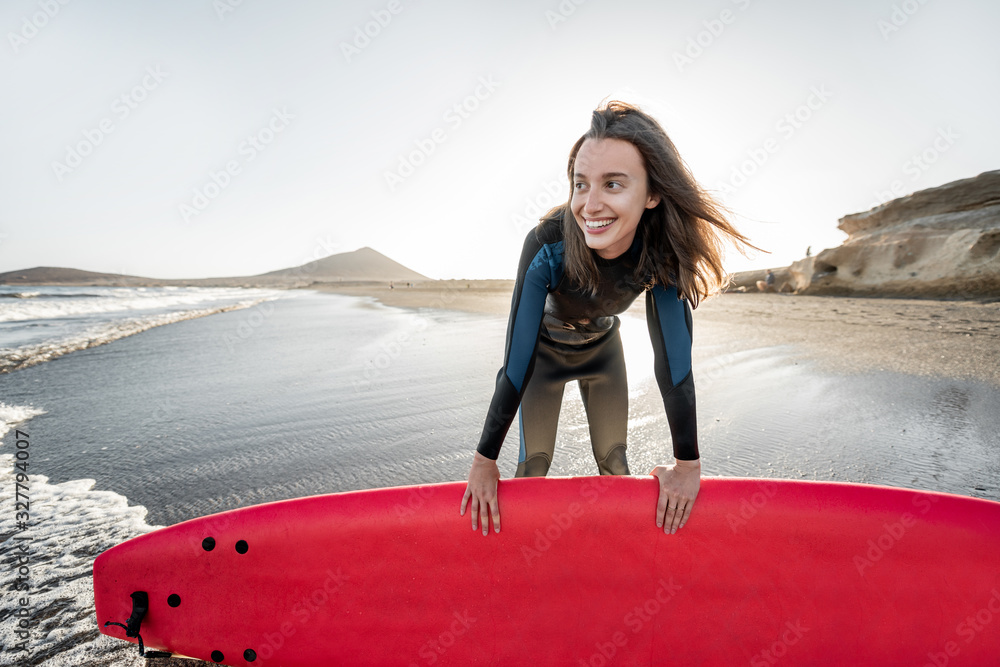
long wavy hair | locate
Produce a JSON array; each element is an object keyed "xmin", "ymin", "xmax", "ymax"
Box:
[{"xmin": 547, "ymin": 100, "xmax": 760, "ymax": 307}]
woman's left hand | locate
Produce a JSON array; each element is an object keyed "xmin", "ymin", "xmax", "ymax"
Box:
[{"xmin": 651, "ymin": 459, "xmax": 701, "ymax": 534}]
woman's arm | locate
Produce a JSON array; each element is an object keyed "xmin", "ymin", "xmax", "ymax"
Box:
[
  {"xmin": 461, "ymin": 226, "xmax": 562, "ymax": 534},
  {"xmin": 646, "ymin": 285, "xmax": 700, "ymax": 533}
]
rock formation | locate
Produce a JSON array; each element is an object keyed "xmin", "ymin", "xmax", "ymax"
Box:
[{"xmin": 733, "ymin": 170, "xmax": 1000, "ymax": 298}]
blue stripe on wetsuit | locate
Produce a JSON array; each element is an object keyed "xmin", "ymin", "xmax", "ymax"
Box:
[
  {"xmin": 504, "ymin": 241, "xmax": 563, "ymax": 393},
  {"xmin": 650, "ymin": 284, "xmax": 693, "ymax": 386}
]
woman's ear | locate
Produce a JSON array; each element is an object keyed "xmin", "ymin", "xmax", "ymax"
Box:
[{"xmin": 646, "ymin": 193, "xmax": 661, "ymax": 209}]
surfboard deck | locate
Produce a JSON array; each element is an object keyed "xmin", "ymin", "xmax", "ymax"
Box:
[{"xmin": 94, "ymin": 476, "xmax": 1000, "ymax": 666}]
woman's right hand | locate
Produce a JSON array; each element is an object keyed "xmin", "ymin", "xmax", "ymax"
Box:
[{"xmin": 460, "ymin": 452, "xmax": 500, "ymax": 535}]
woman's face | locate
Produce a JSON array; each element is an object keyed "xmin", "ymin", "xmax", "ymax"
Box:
[{"xmin": 571, "ymin": 138, "xmax": 660, "ymax": 260}]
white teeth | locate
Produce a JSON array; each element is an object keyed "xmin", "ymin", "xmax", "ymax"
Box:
[{"xmin": 586, "ymin": 218, "xmax": 616, "ymax": 229}]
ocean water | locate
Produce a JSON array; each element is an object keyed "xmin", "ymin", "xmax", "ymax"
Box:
[
  {"xmin": 0, "ymin": 286, "xmax": 282, "ymax": 374},
  {"xmin": 1, "ymin": 289, "xmax": 998, "ymax": 666}
]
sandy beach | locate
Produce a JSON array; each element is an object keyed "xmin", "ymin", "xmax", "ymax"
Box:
[
  {"xmin": 313, "ymin": 281, "xmax": 1000, "ymax": 387},
  {"xmin": 313, "ymin": 280, "xmax": 517, "ymax": 316}
]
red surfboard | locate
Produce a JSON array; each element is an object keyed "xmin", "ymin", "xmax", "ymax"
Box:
[{"xmin": 94, "ymin": 477, "xmax": 1000, "ymax": 666}]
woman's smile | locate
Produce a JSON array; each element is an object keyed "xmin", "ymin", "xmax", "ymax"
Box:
[{"xmin": 583, "ymin": 216, "xmax": 618, "ymax": 232}]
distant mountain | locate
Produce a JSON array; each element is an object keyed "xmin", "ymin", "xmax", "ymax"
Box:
[
  {"xmin": 0, "ymin": 247, "xmax": 429, "ymax": 287},
  {"xmin": 252, "ymin": 246, "xmax": 428, "ymax": 283},
  {"xmin": 0, "ymin": 266, "xmax": 159, "ymax": 286}
]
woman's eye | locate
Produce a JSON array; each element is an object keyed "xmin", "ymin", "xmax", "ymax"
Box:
[{"xmin": 607, "ymin": 181, "xmax": 623, "ymax": 190}]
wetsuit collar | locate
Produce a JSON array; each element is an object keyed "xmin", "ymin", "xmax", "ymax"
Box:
[{"xmin": 592, "ymin": 233, "xmax": 642, "ymax": 267}]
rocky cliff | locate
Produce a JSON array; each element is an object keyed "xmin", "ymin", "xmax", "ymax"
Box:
[{"xmin": 735, "ymin": 170, "xmax": 1000, "ymax": 298}]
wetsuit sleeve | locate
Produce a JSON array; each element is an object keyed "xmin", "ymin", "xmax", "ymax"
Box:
[
  {"xmin": 645, "ymin": 285, "xmax": 699, "ymax": 460},
  {"xmin": 476, "ymin": 231, "xmax": 559, "ymax": 460}
]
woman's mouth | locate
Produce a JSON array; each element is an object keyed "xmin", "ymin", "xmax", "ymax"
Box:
[{"xmin": 584, "ymin": 217, "xmax": 617, "ymax": 233}]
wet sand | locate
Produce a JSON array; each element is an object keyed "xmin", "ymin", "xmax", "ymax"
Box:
[
  {"xmin": 312, "ymin": 280, "xmax": 516, "ymax": 315},
  {"xmin": 313, "ymin": 282, "xmax": 1000, "ymax": 387}
]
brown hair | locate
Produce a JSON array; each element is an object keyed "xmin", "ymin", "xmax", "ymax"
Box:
[{"xmin": 548, "ymin": 100, "xmax": 760, "ymax": 307}]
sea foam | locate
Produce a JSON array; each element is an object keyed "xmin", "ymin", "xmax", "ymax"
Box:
[{"xmin": 0, "ymin": 405, "xmax": 158, "ymax": 666}]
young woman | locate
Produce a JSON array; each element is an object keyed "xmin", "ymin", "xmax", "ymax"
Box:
[{"xmin": 460, "ymin": 101, "xmax": 756, "ymax": 536}]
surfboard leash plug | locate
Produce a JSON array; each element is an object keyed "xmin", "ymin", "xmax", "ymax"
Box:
[{"xmin": 103, "ymin": 590, "xmax": 170, "ymax": 658}]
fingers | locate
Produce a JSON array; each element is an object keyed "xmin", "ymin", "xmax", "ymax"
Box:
[
  {"xmin": 460, "ymin": 487, "xmax": 470, "ymax": 516},
  {"xmin": 657, "ymin": 485, "xmax": 693, "ymax": 535},
  {"xmin": 662, "ymin": 498, "xmax": 695, "ymax": 534},
  {"xmin": 469, "ymin": 497, "xmax": 480, "ymax": 532},
  {"xmin": 655, "ymin": 488, "xmax": 669, "ymax": 529},
  {"xmin": 478, "ymin": 501, "xmax": 489, "ymax": 536},
  {"xmin": 489, "ymin": 497, "xmax": 501, "ymax": 534},
  {"xmin": 653, "ymin": 465, "xmax": 699, "ymax": 535},
  {"xmin": 667, "ymin": 501, "xmax": 684, "ymax": 534},
  {"xmin": 462, "ymin": 487, "xmax": 500, "ymax": 535},
  {"xmin": 662, "ymin": 501, "xmax": 678, "ymax": 534},
  {"xmin": 477, "ymin": 496, "xmax": 501, "ymax": 535},
  {"xmin": 678, "ymin": 503, "xmax": 693, "ymax": 531}
]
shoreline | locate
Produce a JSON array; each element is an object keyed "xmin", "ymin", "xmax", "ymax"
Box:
[
  {"xmin": 309, "ymin": 282, "xmax": 1000, "ymax": 387},
  {"xmin": 309, "ymin": 279, "xmax": 515, "ymax": 316}
]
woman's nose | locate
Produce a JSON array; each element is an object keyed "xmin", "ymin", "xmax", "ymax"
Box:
[{"xmin": 583, "ymin": 190, "xmax": 604, "ymax": 213}]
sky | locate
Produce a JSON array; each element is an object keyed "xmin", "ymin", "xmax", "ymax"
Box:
[{"xmin": 2, "ymin": 0, "xmax": 998, "ymax": 280}]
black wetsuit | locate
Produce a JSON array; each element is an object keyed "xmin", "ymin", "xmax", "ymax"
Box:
[{"xmin": 476, "ymin": 219, "xmax": 698, "ymax": 476}]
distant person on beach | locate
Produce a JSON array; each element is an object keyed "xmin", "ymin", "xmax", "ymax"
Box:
[
  {"xmin": 461, "ymin": 101, "xmax": 758, "ymax": 536},
  {"xmin": 756, "ymin": 269, "xmax": 776, "ymax": 293}
]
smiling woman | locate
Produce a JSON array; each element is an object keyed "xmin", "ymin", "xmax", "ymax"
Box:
[{"xmin": 460, "ymin": 100, "xmax": 760, "ymax": 539}]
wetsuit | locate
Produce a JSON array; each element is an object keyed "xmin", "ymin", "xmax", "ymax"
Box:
[{"xmin": 476, "ymin": 218, "xmax": 698, "ymax": 476}]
